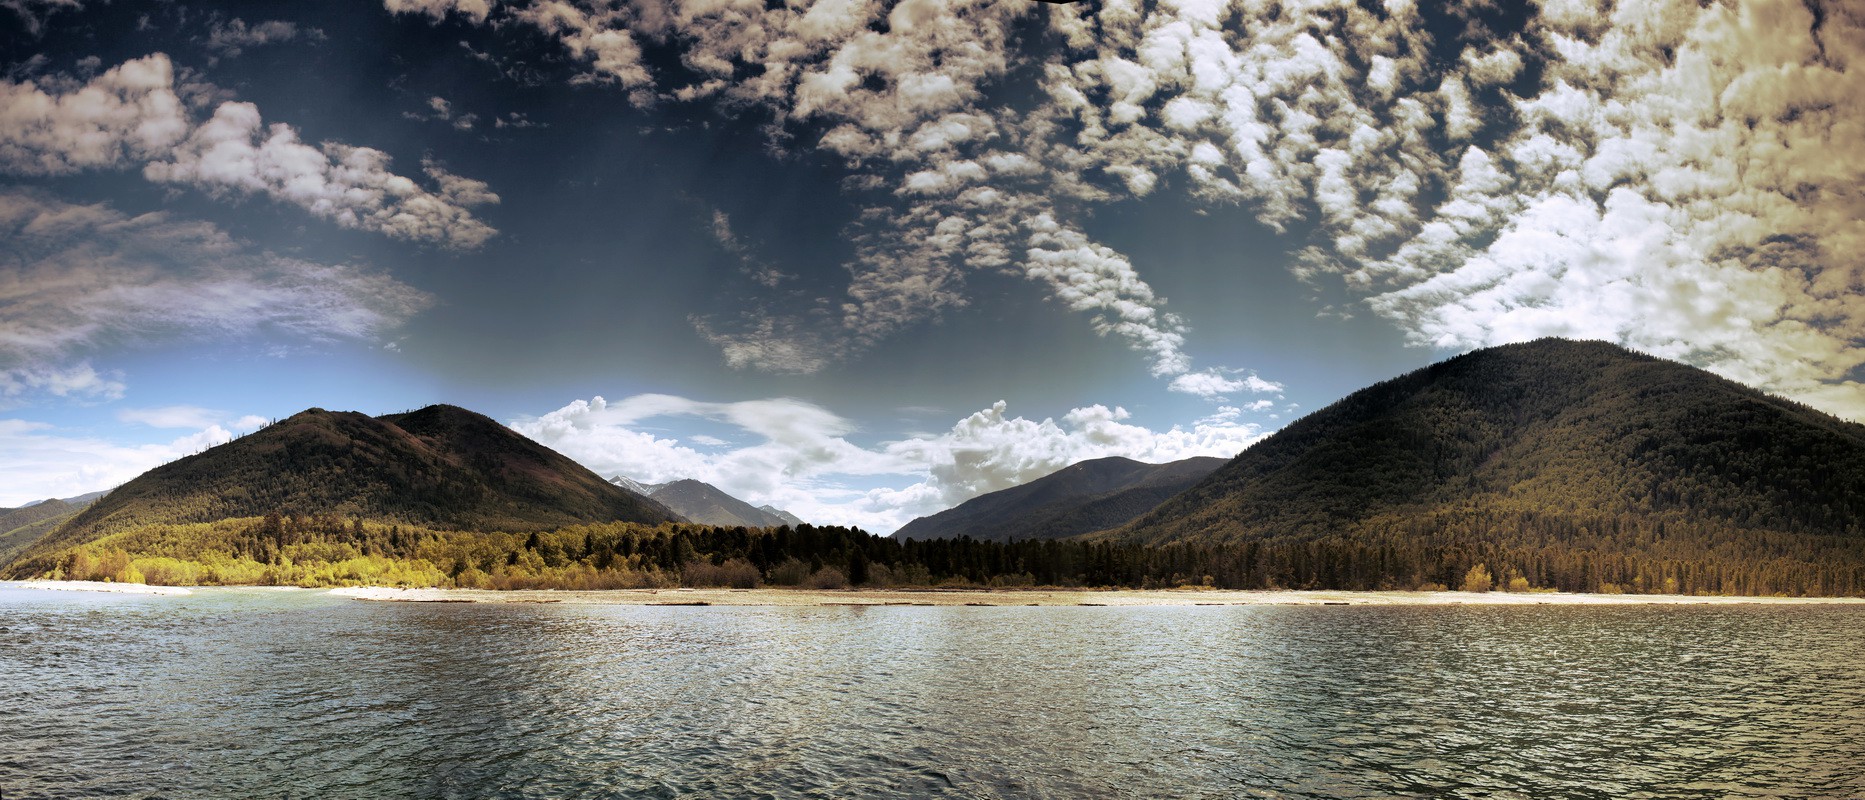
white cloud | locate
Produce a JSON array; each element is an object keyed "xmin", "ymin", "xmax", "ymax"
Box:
[
  {"xmin": 0, "ymin": 54, "xmax": 498, "ymax": 248},
  {"xmin": 879, "ymin": 400, "xmax": 1265, "ymax": 516},
  {"xmin": 0, "ymin": 362, "xmax": 123, "ymax": 404},
  {"xmin": 116, "ymin": 405, "xmax": 268, "ymax": 431},
  {"xmin": 511, "ymin": 1, "xmax": 651, "ymax": 94},
  {"xmin": 1167, "ymin": 368, "xmax": 1284, "ymax": 400},
  {"xmin": 513, "ymin": 393, "xmax": 1268, "ymax": 534},
  {"xmin": 0, "ymin": 418, "xmax": 246, "ymax": 507},
  {"xmin": 383, "ymin": 0, "xmax": 493, "ymax": 25},
  {"xmin": 0, "ymin": 188, "xmax": 432, "ymax": 405},
  {"xmin": 405, "ymin": 96, "xmax": 480, "ymax": 131},
  {"xmin": 691, "ymin": 314, "xmax": 835, "ymax": 375},
  {"xmin": 203, "ymin": 18, "xmax": 322, "ymax": 60}
]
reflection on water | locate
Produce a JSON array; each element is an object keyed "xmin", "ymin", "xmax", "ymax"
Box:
[{"xmin": 1, "ymin": 587, "xmax": 1862, "ymax": 799}]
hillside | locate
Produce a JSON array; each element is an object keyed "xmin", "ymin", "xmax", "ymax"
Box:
[
  {"xmin": 895, "ymin": 456, "xmax": 1226, "ymax": 543},
  {"xmin": 5, "ymin": 405, "xmax": 678, "ymax": 577},
  {"xmin": 0, "ymin": 496, "xmax": 102, "ymax": 569},
  {"xmin": 626, "ymin": 478, "xmax": 802, "ymax": 528},
  {"xmin": 1103, "ymin": 339, "xmax": 1865, "ymax": 591}
]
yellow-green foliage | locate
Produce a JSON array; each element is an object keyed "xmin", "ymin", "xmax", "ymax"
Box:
[
  {"xmin": 23, "ymin": 516, "xmax": 702, "ymax": 589},
  {"xmin": 1461, "ymin": 562, "xmax": 1494, "ymax": 593}
]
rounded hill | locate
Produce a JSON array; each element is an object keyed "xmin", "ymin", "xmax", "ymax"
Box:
[{"xmin": 8, "ymin": 404, "xmax": 676, "ymax": 575}]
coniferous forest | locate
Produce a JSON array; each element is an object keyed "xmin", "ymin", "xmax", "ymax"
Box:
[{"xmin": 14, "ymin": 512, "xmax": 1864, "ymax": 597}]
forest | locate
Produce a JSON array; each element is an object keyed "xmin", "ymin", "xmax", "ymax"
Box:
[{"xmin": 18, "ymin": 511, "xmax": 1864, "ymax": 597}]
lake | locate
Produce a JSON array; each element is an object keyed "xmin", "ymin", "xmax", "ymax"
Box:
[{"xmin": 2, "ymin": 586, "xmax": 1861, "ymax": 798}]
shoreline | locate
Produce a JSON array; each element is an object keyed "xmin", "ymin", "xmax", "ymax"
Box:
[
  {"xmin": 7, "ymin": 580, "xmax": 1862, "ymax": 606},
  {"xmin": 5, "ymin": 579, "xmax": 194, "ymax": 596},
  {"xmin": 324, "ymin": 586, "xmax": 1865, "ymax": 607}
]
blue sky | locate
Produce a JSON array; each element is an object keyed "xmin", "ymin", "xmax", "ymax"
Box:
[{"xmin": 2, "ymin": 0, "xmax": 1860, "ymax": 531}]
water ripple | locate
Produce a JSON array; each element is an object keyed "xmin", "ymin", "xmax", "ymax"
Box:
[{"xmin": 1, "ymin": 590, "xmax": 1862, "ymax": 799}]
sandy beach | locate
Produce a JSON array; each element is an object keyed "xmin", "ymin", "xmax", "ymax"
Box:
[{"xmin": 326, "ymin": 586, "xmax": 1865, "ymax": 606}]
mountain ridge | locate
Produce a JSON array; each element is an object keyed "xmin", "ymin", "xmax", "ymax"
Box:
[
  {"xmin": 6, "ymin": 404, "xmax": 678, "ymax": 577},
  {"xmin": 0, "ymin": 496, "xmax": 104, "ymax": 569},
  {"xmin": 894, "ymin": 455, "xmax": 1227, "ymax": 543},
  {"xmin": 610, "ymin": 477, "xmax": 804, "ymax": 528}
]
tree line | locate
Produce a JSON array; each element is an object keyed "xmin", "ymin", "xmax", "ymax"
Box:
[{"xmin": 21, "ymin": 511, "xmax": 1865, "ymax": 596}]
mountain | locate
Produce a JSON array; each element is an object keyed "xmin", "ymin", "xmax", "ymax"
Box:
[
  {"xmin": 760, "ymin": 505, "xmax": 806, "ymax": 527},
  {"xmin": 11, "ymin": 490, "xmax": 108, "ymax": 511},
  {"xmin": 60, "ymin": 490, "xmax": 111, "ymax": 506},
  {"xmin": 609, "ymin": 475, "xmax": 662, "ymax": 497},
  {"xmin": 0, "ymin": 495, "xmax": 106, "ymax": 569},
  {"xmin": 7, "ymin": 405, "xmax": 678, "ymax": 576},
  {"xmin": 640, "ymin": 479, "xmax": 800, "ymax": 528},
  {"xmin": 608, "ymin": 475, "xmax": 805, "ymax": 528},
  {"xmin": 894, "ymin": 456, "xmax": 1227, "ymax": 543},
  {"xmin": 1112, "ymin": 339, "xmax": 1865, "ymax": 561}
]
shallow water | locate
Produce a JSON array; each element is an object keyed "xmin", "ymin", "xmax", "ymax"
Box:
[{"xmin": 1, "ymin": 586, "xmax": 1861, "ymax": 799}]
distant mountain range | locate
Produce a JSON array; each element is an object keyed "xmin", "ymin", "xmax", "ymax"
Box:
[
  {"xmin": 14, "ymin": 490, "xmax": 109, "ymax": 510},
  {"xmin": 893, "ymin": 456, "xmax": 1226, "ymax": 542},
  {"xmin": 4, "ymin": 405, "xmax": 677, "ymax": 577},
  {"xmin": 608, "ymin": 476, "xmax": 805, "ymax": 528},
  {"xmin": 870, "ymin": 338, "xmax": 1865, "ymax": 594},
  {"xmin": 0, "ymin": 492, "xmax": 108, "ymax": 569},
  {"xmin": 8, "ymin": 339, "xmax": 1864, "ymax": 596}
]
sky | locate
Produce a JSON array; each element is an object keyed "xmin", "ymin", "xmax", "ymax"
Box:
[{"xmin": 1, "ymin": 0, "xmax": 1860, "ymax": 532}]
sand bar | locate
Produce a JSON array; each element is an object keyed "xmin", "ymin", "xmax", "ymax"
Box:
[
  {"xmin": 5, "ymin": 580, "xmax": 194, "ymax": 596},
  {"xmin": 327, "ymin": 586, "xmax": 1865, "ymax": 607}
]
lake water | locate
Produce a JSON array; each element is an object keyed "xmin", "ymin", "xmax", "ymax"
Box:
[{"xmin": 1, "ymin": 587, "xmax": 1862, "ymax": 799}]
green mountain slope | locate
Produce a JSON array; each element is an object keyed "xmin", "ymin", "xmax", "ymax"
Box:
[
  {"xmin": 895, "ymin": 456, "xmax": 1226, "ymax": 542},
  {"xmin": 6, "ymin": 405, "xmax": 677, "ymax": 577},
  {"xmin": 0, "ymin": 498, "xmax": 93, "ymax": 569},
  {"xmin": 1113, "ymin": 340, "xmax": 1865, "ymax": 560}
]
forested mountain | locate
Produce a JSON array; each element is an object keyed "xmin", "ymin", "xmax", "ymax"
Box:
[
  {"xmin": 895, "ymin": 456, "xmax": 1226, "ymax": 543},
  {"xmin": 609, "ymin": 476, "xmax": 804, "ymax": 528},
  {"xmin": 0, "ymin": 495, "xmax": 103, "ymax": 569},
  {"xmin": 5, "ymin": 405, "xmax": 677, "ymax": 577},
  {"xmin": 1095, "ymin": 339, "xmax": 1865, "ymax": 593}
]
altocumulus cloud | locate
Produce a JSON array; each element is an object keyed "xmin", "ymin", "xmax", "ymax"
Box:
[
  {"xmin": 391, "ymin": 0, "xmax": 1266, "ymax": 397},
  {"xmin": 0, "ymin": 188, "xmax": 432, "ymax": 403},
  {"xmin": 404, "ymin": 0, "xmax": 1865, "ymax": 418},
  {"xmin": 0, "ymin": 54, "xmax": 498, "ymax": 248},
  {"xmin": 512, "ymin": 393, "xmax": 1267, "ymax": 534}
]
